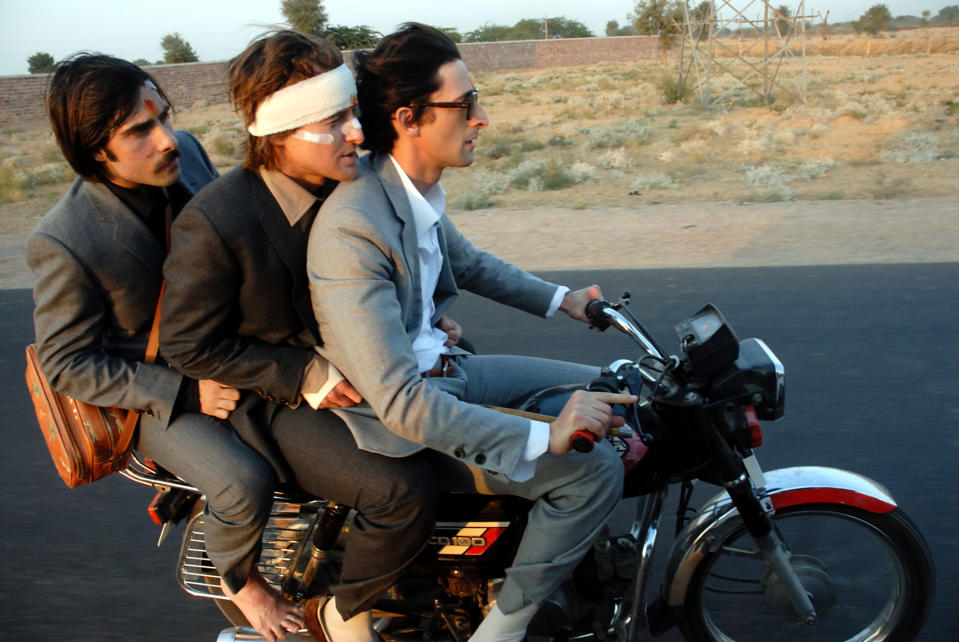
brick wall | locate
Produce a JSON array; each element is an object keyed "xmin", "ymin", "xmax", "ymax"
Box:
[{"xmin": 0, "ymin": 36, "xmax": 664, "ymax": 128}]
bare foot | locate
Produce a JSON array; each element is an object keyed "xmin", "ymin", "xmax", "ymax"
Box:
[{"xmin": 222, "ymin": 568, "xmax": 304, "ymax": 642}]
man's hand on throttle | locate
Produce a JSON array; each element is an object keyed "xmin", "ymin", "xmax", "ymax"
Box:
[
  {"xmin": 547, "ymin": 389, "xmax": 637, "ymax": 455},
  {"xmin": 198, "ymin": 380, "xmax": 241, "ymax": 419},
  {"xmin": 318, "ymin": 380, "xmax": 363, "ymax": 409},
  {"xmin": 437, "ymin": 315, "xmax": 463, "ymax": 347},
  {"xmin": 559, "ymin": 285, "xmax": 603, "ymax": 323}
]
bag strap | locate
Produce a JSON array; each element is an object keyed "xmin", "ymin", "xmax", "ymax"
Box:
[{"xmin": 116, "ymin": 283, "xmax": 165, "ymax": 451}]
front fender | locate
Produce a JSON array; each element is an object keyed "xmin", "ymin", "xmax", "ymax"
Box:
[{"xmin": 661, "ymin": 466, "xmax": 898, "ymax": 609}]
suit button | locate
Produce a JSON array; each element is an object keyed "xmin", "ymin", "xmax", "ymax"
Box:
[
  {"xmin": 454, "ymin": 445, "xmax": 466, "ymax": 458},
  {"xmin": 474, "ymin": 453, "xmax": 486, "ymax": 465}
]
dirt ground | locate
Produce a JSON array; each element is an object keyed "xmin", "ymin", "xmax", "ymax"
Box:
[{"xmin": 3, "ymin": 196, "xmax": 957, "ymax": 291}]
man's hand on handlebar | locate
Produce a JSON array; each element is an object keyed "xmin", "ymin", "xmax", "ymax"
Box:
[
  {"xmin": 559, "ymin": 285, "xmax": 604, "ymax": 324},
  {"xmin": 547, "ymin": 389, "xmax": 638, "ymax": 455}
]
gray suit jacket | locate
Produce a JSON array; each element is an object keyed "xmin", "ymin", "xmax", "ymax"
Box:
[
  {"xmin": 308, "ymin": 153, "xmax": 559, "ymax": 475},
  {"xmin": 27, "ymin": 131, "xmax": 218, "ymax": 430}
]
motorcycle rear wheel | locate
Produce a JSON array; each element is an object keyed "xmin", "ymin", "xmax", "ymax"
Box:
[{"xmin": 677, "ymin": 504, "xmax": 934, "ymax": 642}]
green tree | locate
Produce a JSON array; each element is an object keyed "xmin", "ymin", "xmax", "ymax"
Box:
[
  {"xmin": 439, "ymin": 27, "xmax": 463, "ymax": 43},
  {"xmin": 281, "ymin": 0, "xmax": 328, "ymax": 35},
  {"xmin": 605, "ymin": 19, "xmax": 636, "ymax": 36},
  {"xmin": 511, "ymin": 18, "xmax": 545, "ymax": 40},
  {"xmin": 464, "ymin": 23, "xmax": 514, "ymax": 42},
  {"xmin": 630, "ymin": 0, "xmax": 684, "ymax": 51},
  {"xmin": 935, "ymin": 5, "xmax": 959, "ymax": 24},
  {"xmin": 160, "ymin": 33, "xmax": 199, "ymax": 63},
  {"xmin": 775, "ymin": 4, "xmax": 792, "ymax": 35},
  {"xmin": 689, "ymin": 1, "xmax": 714, "ymax": 41},
  {"xmin": 322, "ymin": 25, "xmax": 380, "ymax": 49},
  {"xmin": 545, "ymin": 17, "xmax": 593, "ymax": 38},
  {"xmin": 132, "ymin": 58, "xmax": 152, "ymax": 67},
  {"xmin": 854, "ymin": 4, "xmax": 892, "ymax": 35},
  {"xmin": 27, "ymin": 52, "xmax": 55, "ymax": 74}
]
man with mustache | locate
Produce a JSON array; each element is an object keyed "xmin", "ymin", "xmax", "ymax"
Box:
[{"xmin": 26, "ymin": 53, "xmax": 286, "ymax": 636}]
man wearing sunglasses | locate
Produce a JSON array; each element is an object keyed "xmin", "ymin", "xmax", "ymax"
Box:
[{"xmin": 307, "ymin": 23, "xmax": 635, "ymax": 642}]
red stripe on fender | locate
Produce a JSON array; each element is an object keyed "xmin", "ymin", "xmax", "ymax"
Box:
[
  {"xmin": 466, "ymin": 527, "xmax": 506, "ymax": 556},
  {"xmin": 770, "ymin": 488, "xmax": 896, "ymax": 514}
]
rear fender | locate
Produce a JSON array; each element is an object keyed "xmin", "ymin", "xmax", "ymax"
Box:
[{"xmin": 660, "ymin": 466, "xmax": 897, "ymax": 609}]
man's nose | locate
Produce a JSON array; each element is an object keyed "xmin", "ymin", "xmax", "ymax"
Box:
[
  {"xmin": 155, "ymin": 123, "xmax": 178, "ymax": 152},
  {"xmin": 470, "ymin": 103, "xmax": 489, "ymax": 129},
  {"xmin": 344, "ymin": 117, "xmax": 364, "ymax": 144}
]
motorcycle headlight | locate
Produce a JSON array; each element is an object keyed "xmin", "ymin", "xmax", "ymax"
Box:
[{"xmin": 735, "ymin": 338, "xmax": 785, "ymax": 420}]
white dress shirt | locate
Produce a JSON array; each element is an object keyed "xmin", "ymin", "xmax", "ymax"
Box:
[{"xmin": 388, "ymin": 155, "xmax": 569, "ymax": 480}]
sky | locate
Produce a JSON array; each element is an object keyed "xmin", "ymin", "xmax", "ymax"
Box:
[{"xmin": 1, "ymin": 0, "xmax": 955, "ymax": 76}]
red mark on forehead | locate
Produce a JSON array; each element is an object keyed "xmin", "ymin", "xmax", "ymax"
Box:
[{"xmin": 144, "ymin": 99, "xmax": 159, "ymax": 118}]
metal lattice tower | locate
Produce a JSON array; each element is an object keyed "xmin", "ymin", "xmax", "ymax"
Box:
[{"xmin": 678, "ymin": 0, "xmax": 819, "ymax": 107}]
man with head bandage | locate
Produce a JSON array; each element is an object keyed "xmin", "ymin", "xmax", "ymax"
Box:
[{"xmin": 161, "ymin": 31, "xmax": 442, "ymax": 642}]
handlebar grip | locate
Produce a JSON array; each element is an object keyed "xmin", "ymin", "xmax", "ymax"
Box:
[
  {"xmin": 570, "ymin": 429, "xmax": 596, "ymax": 453},
  {"xmin": 585, "ymin": 298, "xmax": 612, "ymax": 330}
]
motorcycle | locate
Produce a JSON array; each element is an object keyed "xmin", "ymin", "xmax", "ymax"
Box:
[{"xmin": 121, "ymin": 294, "xmax": 935, "ymax": 641}]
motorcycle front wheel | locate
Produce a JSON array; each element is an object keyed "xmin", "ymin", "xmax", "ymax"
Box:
[{"xmin": 678, "ymin": 504, "xmax": 934, "ymax": 642}]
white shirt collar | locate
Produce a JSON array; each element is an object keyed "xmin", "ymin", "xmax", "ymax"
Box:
[{"xmin": 388, "ymin": 154, "xmax": 445, "ymax": 239}]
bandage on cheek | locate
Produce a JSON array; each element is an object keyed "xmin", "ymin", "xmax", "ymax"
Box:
[
  {"xmin": 292, "ymin": 118, "xmax": 362, "ymax": 145},
  {"xmin": 292, "ymin": 130, "xmax": 335, "ymax": 145}
]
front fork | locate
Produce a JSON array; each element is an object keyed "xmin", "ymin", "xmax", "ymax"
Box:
[{"xmin": 703, "ymin": 414, "xmax": 818, "ymax": 624}]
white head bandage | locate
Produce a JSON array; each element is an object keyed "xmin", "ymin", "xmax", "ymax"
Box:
[{"xmin": 248, "ymin": 64, "xmax": 357, "ymax": 137}]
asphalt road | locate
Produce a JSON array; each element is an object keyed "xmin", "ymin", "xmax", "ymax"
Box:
[{"xmin": 1, "ymin": 263, "xmax": 956, "ymax": 641}]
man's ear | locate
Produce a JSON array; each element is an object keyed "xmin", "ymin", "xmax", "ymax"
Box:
[
  {"xmin": 94, "ymin": 149, "xmax": 109, "ymax": 162},
  {"xmin": 394, "ymin": 107, "xmax": 420, "ymax": 137}
]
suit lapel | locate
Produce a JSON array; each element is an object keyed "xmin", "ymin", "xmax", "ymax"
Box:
[
  {"xmin": 83, "ymin": 181, "xmax": 164, "ymax": 277},
  {"xmin": 249, "ymin": 173, "xmax": 319, "ymax": 344},
  {"xmin": 372, "ymin": 154, "xmax": 424, "ymax": 327}
]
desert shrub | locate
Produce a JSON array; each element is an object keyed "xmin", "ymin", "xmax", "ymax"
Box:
[
  {"xmin": 794, "ymin": 159, "xmax": 837, "ymax": 180},
  {"xmin": 449, "ymin": 193, "xmax": 495, "ymax": 210},
  {"xmin": 541, "ymin": 161, "xmax": 575, "ymax": 190},
  {"xmin": 186, "ymin": 123, "xmax": 210, "ymax": 136},
  {"xmin": 744, "ymin": 164, "xmax": 794, "ymax": 201},
  {"xmin": 547, "ymin": 134, "xmax": 573, "ymax": 147},
  {"xmin": 587, "ymin": 118, "xmax": 651, "ymax": 149},
  {"xmin": 597, "ymin": 148, "xmax": 635, "ymax": 171},
  {"xmin": 471, "ymin": 170, "xmax": 510, "ymax": 196},
  {"xmin": 212, "ymin": 135, "xmax": 236, "ymax": 157},
  {"xmin": 630, "ymin": 173, "xmax": 677, "ymax": 190},
  {"xmin": 658, "ymin": 72, "xmax": 693, "ymax": 104},
  {"xmin": 484, "ymin": 137, "xmax": 513, "ymax": 159},
  {"xmin": 508, "ymin": 160, "xmax": 544, "ymax": 190},
  {"xmin": 884, "ymin": 132, "xmax": 942, "ymax": 163},
  {"xmin": 519, "ymin": 139, "xmax": 545, "ymax": 152},
  {"xmin": 946, "ymin": 99, "xmax": 959, "ymax": 116},
  {"xmin": 0, "ymin": 166, "xmax": 23, "ymax": 203},
  {"xmin": 568, "ymin": 162, "xmax": 598, "ymax": 183}
]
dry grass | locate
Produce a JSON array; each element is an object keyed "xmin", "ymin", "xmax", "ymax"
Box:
[{"xmin": 2, "ymin": 29, "xmax": 958, "ymax": 230}]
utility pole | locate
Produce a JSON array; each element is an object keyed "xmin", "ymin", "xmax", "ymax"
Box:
[{"xmin": 544, "ymin": 16, "xmax": 549, "ymax": 39}]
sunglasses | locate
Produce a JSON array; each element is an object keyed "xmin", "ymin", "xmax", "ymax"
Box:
[{"xmin": 419, "ymin": 89, "xmax": 479, "ymax": 120}]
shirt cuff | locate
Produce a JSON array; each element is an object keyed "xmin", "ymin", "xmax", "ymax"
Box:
[
  {"xmin": 301, "ymin": 357, "xmax": 345, "ymax": 410},
  {"xmin": 545, "ymin": 286, "xmax": 570, "ymax": 318},
  {"xmin": 508, "ymin": 419, "xmax": 550, "ymax": 482}
]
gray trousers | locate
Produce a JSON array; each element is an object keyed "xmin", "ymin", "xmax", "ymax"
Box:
[
  {"xmin": 426, "ymin": 354, "xmax": 625, "ymax": 613},
  {"xmin": 135, "ymin": 411, "xmax": 274, "ymax": 594}
]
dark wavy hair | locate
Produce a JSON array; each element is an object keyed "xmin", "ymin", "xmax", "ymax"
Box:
[
  {"xmin": 355, "ymin": 23, "xmax": 461, "ymax": 153},
  {"xmin": 228, "ymin": 30, "xmax": 343, "ymax": 170},
  {"xmin": 46, "ymin": 53, "xmax": 169, "ymax": 183}
]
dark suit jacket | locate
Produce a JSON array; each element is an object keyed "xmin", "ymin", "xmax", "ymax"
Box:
[
  {"xmin": 160, "ymin": 167, "xmax": 333, "ymax": 482},
  {"xmin": 27, "ymin": 131, "xmax": 218, "ymax": 430}
]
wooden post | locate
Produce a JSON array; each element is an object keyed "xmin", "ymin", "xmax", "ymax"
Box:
[{"xmin": 865, "ymin": 39, "xmax": 871, "ymax": 57}]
